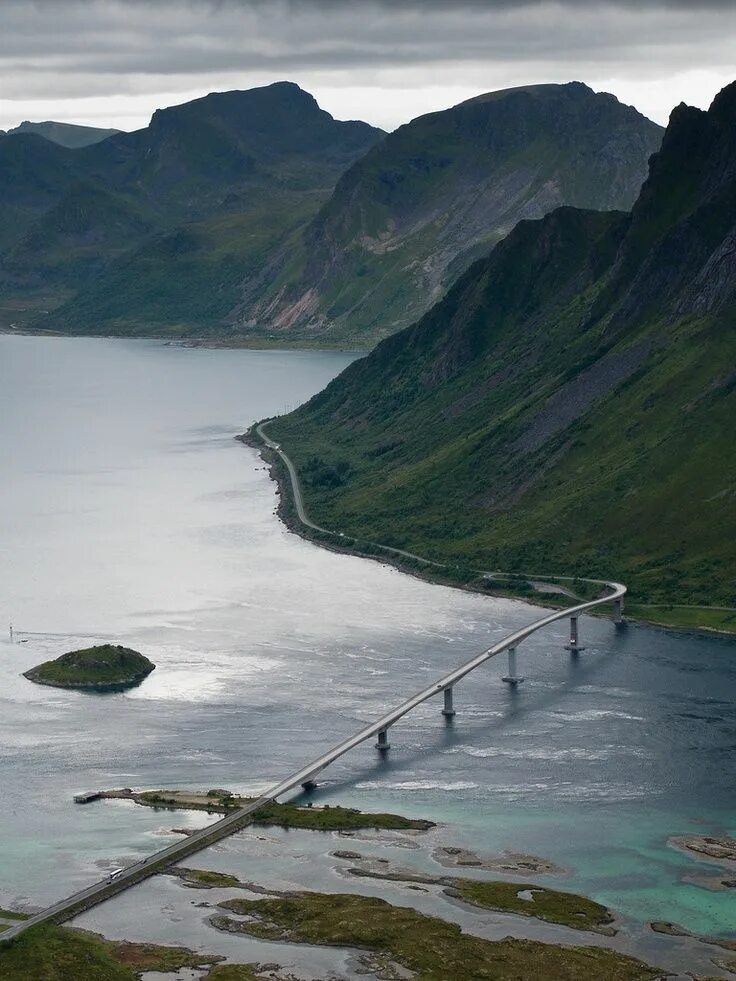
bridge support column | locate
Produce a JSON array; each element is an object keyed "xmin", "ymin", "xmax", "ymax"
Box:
[
  {"xmin": 375, "ymin": 728, "xmax": 391, "ymax": 751},
  {"xmin": 564, "ymin": 616, "xmax": 585, "ymax": 653},
  {"xmin": 613, "ymin": 598, "xmax": 625, "ymax": 624},
  {"xmin": 301, "ymin": 779, "xmax": 317, "ymax": 792},
  {"xmin": 502, "ymin": 646, "xmax": 524, "ymax": 685},
  {"xmin": 441, "ymin": 687, "xmax": 455, "ymax": 718}
]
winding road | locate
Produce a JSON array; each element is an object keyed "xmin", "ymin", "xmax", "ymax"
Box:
[{"xmin": 1, "ymin": 421, "xmax": 625, "ymax": 944}]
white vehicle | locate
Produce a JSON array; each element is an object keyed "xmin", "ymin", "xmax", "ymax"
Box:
[{"xmin": 108, "ymin": 868, "xmax": 124, "ymax": 882}]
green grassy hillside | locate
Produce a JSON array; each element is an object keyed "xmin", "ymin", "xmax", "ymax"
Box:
[
  {"xmin": 267, "ymin": 84, "xmax": 736, "ymax": 608},
  {"xmin": 238, "ymin": 82, "xmax": 662, "ymax": 347},
  {"xmin": 0, "ymin": 83, "xmax": 383, "ymax": 335}
]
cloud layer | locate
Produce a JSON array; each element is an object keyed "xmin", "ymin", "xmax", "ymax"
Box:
[{"xmin": 0, "ymin": 0, "xmax": 734, "ymax": 131}]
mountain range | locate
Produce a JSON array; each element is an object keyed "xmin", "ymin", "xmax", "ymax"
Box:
[
  {"xmin": 266, "ymin": 82, "xmax": 736, "ymax": 611},
  {"xmin": 236, "ymin": 82, "xmax": 663, "ymax": 345},
  {"xmin": 0, "ymin": 81, "xmax": 660, "ymax": 345},
  {"xmin": 1, "ymin": 121, "xmax": 120, "ymax": 148},
  {"xmin": 0, "ymin": 82, "xmax": 383, "ymax": 334}
]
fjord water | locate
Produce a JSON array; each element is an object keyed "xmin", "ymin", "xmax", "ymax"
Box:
[{"xmin": 1, "ymin": 335, "xmax": 734, "ymax": 938}]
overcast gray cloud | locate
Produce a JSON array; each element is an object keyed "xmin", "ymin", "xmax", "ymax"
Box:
[{"xmin": 0, "ymin": 0, "xmax": 734, "ymax": 132}]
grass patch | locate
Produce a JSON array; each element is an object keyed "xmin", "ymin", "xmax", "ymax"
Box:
[
  {"xmin": 215, "ymin": 891, "xmax": 660, "ymax": 980},
  {"xmin": 453, "ymin": 880, "xmax": 614, "ymax": 933},
  {"xmin": 179, "ymin": 869, "xmax": 242, "ymax": 887},
  {"xmin": 203, "ymin": 967, "xmax": 264, "ymax": 981},
  {"xmin": 0, "ymin": 909, "xmax": 31, "ymax": 921},
  {"xmin": 345, "ymin": 862, "xmax": 612, "ymax": 933},
  {"xmin": 626, "ymin": 604, "xmax": 736, "ymax": 634},
  {"xmin": 252, "ymin": 800, "xmax": 433, "ymax": 832},
  {"xmin": 0, "ymin": 923, "xmax": 222, "ymax": 980},
  {"xmin": 23, "ymin": 645, "xmax": 154, "ymax": 690},
  {"xmin": 126, "ymin": 789, "xmax": 433, "ymax": 830}
]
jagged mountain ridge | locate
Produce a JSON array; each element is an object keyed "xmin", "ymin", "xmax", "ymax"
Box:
[
  {"xmin": 267, "ymin": 82, "xmax": 736, "ymax": 607},
  {"xmin": 234, "ymin": 82, "xmax": 663, "ymax": 345},
  {"xmin": 0, "ymin": 82, "xmax": 384, "ymax": 332}
]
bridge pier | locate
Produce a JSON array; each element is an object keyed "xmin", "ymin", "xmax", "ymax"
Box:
[
  {"xmin": 441, "ymin": 687, "xmax": 455, "ymax": 718},
  {"xmin": 502, "ymin": 646, "xmax": 524, "ymax": 685},
  {"xmin": 564, "ymin": 615, "xmax": 585, "ymax": 653},
  {"xmin": 301, "ymin": 779, "xmax": 317, "ymax": 792},
  {"xmin": 613, "ymin": 597, "xmax": 625, "ymax": 624},
  {"xmin": 375, "ymin": 728, "xmax": 391, "ymax": 751}
]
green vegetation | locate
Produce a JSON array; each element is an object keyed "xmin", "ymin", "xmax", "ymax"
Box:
[
  {"xmin": 267, "ymin": 83, "xmax": 736, "ymax": 615},
  {"xmin": 454, "ymin": 880, "xmax": 614, "ymax": 933},
  {"xmin": 0, "ymin": 82, "xmax": 382, "ymax": 339},
  {"xmin": 625, "ymin": 604, "xmax": 736, "ymax": 633},
  {"xmin": 175, "ymin": 863, "xmax": 613, "ymax": 934},
  {"xmin": 203, "ymin": 967, "xmax": 264, "ymax": 981},
  {"xmin": 345, "ymin": 860, "xmax": 612, "ymax": 933},
  {"xmin": 23, "ymin": 645, "xmax": 155, "ymax": 691},
  {"xmin": 50, "ymin": 190, "xmax": 323, "ymax": 336},
  {"xmin": 215, "ymin": 892, "xmax": 660, "ymax": 980},
  {"xmin": 171, "ymin": 866, "xmax": 244, "ymax": 889},
  {"xmin": 1, "ymin": 82, "xmax": 663, "ymax": 346},
  {"xmin": 178, "ymin": 869, "xmax": 241, "ymax": 887},
  {"xmin": 242, "ymin": 82, "xmax": 661, "ymax": 346},
  {"xmin": 0, "ymin": 909, "xmax": 30, "ymax": 921},
  {"xmin": 0, "ymin": 924, "xmax": 222, "ymax": 980},
  {"xmin": 126, "ymin": 788, "xmax": 433, "ymax": 830},
  {"xmin": 252, "ymin": 800, "xmax": 433, "ymax": 831}
]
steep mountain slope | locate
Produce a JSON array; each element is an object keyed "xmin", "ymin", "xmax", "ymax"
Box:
[
  {"xmin": 267, "ymin": 83, "xmax": 736, "ymax": 607},
  {"xmin": 0, "ymin": 83, "xmax": 383, "ymax": 333},
  {"xmin": 236, "ymin": 82, "xmax": 662, "ymax": 346},
  {"xmin": 5, "ymin": 120, "xmax": 120, "ymax": 148}
]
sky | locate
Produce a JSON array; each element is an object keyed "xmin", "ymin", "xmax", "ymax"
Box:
[{"xmin": 0, "ymin": 0, "xmax": 734, "ymax": 134}]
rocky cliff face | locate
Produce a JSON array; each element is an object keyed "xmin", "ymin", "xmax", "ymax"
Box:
[
  {"xmin": 268, "ymin": 82, "xmax": 736, "ymax": 606},
  {"xmin": 603, "ymin": 84, "xmax": 736, "ymax": 329},
  {"xmin": 236, "ymin": 82, "xmax": 662, "ymax": 345}
]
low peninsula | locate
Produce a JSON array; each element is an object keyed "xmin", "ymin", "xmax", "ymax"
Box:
[{"xmin": 23, "ymin": 644, "xmax": 155, "ymax": 692}]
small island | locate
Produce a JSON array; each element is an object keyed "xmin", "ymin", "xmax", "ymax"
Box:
[{"xmin": 23, "ymin": 644, "xmax": 155, "ymax": 692}]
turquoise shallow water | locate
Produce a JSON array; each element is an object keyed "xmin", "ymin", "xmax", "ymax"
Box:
[{"xmin": 1, "ymin": 334, "xmax": 734, "ymax": 949}]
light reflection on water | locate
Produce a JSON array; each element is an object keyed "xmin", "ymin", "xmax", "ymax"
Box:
[{"xmin": 0, "ymin": 335, "xmax": 734, "ymax": 943}]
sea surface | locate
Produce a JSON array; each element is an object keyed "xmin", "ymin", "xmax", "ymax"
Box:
[{"xmin": 1, "ymin": 335, "xmax": 735, "ymax": 949}]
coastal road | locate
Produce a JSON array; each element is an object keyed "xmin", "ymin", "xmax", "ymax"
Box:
[
  {"xmin": 256, "ymin": 421, "xmax": 445, "ymax": 567},
  {"xmin": 1, "ymin": 424, "xmax": 625, "ymax": 944}
]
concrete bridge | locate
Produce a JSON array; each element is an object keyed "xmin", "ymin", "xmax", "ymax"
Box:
[{"xmin": 1, "ymin": 424, "xmax": 625, "ymax": 944}]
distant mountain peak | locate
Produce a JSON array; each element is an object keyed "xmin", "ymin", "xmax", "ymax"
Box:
[
  {"xmin": 0, "ymin": 80, "xmax": 384, "ymax": 336},
  {"xmin": 707, "ymin": 78, "xmax": 736, "ymax": 122},
  {"xmin": 234, "ymin": 78, "xmax": 662, "ymax": 344},
  {"xmin": 5, "ymin": 120, "xmax": 120, "ymax": 148}
]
